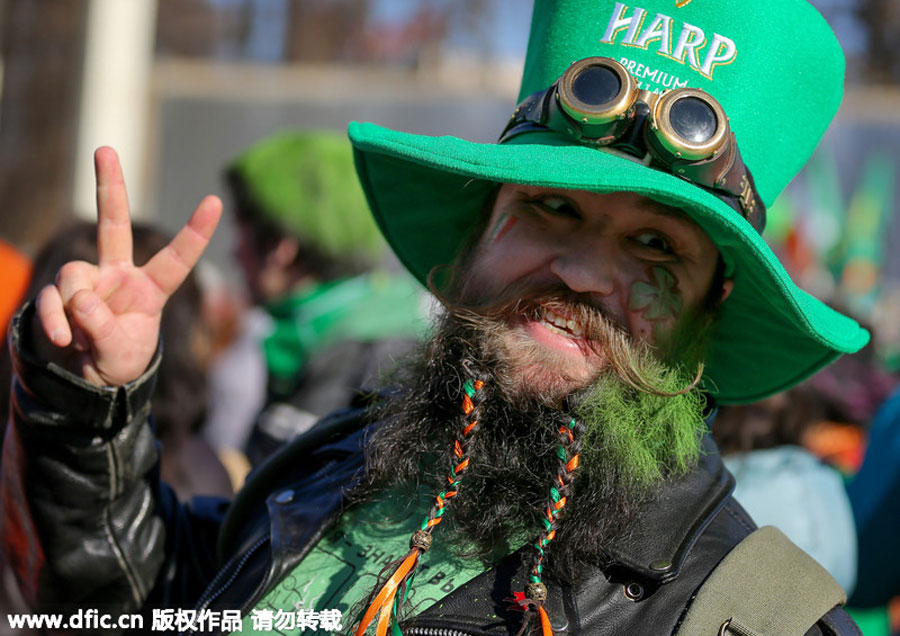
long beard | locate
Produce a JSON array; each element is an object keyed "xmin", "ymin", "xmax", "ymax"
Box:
[{"xmin": 354, "ymin": 300, "xmax": 712, "ymax": 582}]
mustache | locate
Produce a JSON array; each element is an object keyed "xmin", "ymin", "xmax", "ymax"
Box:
[
  {"xmin": 431, "ymin": 269, "xmax": 702, "ymax": 398},
  {"xmin": 439, "ymin": 273, "xmax": 630, "ymax": 339}
]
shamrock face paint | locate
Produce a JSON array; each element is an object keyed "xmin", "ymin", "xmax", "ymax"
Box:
[
  {"xmin": 488, "ymin": 212, "xmax": 519, "ymax": 244},
  {"xmin": 629, "ymin": 267, "xmax": 683, "ymax": 322}
]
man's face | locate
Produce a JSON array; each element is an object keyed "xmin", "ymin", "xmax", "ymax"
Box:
[
  {"xmin": 363, "ymin": 185, "xmax": 727, "ymax": 572},
  {"xmin": 457, "ymin": 184, "xmax": 729, "ymax": 398}
]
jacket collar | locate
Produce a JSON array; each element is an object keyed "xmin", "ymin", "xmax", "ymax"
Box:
[{"xmin": 599, "ymin": 408, "xmax": 735, "ymax": 585}]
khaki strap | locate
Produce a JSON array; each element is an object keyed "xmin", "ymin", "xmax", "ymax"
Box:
[{"xmin": 676, "ymin": 526, "xmax": 846, "ymax": 636}]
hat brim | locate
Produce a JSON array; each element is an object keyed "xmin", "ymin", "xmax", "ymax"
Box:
[{"xmin": 349, "ymin": 121, "xmax": 869, "ymax": 404}]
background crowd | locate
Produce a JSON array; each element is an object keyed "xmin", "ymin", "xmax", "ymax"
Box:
[{"xmin": 1, "ymin": 1, "xmax": 900, "ymax": 634}]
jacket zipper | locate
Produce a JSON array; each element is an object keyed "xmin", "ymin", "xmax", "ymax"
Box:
[
  {"xmin": 192, "ymin": 534, "xmax": 270, "ymax": 614},
  {"xmin": 403, "ymin": 628, "xmax": 478, "ymax": 636}
]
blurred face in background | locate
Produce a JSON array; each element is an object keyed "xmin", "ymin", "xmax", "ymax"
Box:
[
  {"xmin": 232, "ymin": 216, "xmax": 306, "ymax": 306},
  {"xmin": 232, "ymin": 216, "xmax": 266, "ymax": 304}
]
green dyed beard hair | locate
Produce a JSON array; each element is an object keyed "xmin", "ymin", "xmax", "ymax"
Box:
[
  {"xmin": 575, "ymin": 352, "xmax": 706, "ymax": 489},
  {"xmin": 574, "ymin": 302, "xmax": 716, "ymax": 487}
]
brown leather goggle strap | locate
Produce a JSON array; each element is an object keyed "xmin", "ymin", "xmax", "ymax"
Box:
[
  {"xmin": 500, "ymin": 91, "xmax": 551, "ymax": 141},
  {"xmin": 670, "ymin": 135, "xmax": 766, "ymax": 233}
]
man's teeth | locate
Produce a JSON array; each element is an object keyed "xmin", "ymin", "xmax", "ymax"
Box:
[{"xmin": 540, "ymin": 308, "xmax": 585, "ymax": 337}]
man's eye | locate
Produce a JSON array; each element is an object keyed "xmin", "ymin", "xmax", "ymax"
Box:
[
  {"xmin": 633, "ymin": 233, "xmax": 672, "ymax": 253},
  {"xmin": 536, "ymin": 196, "xmax": 580, "ymax": 218}
]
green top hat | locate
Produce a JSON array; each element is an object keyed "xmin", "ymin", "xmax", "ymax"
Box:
[
  {"xmin": 348, "ymin": 0, "xmax": 869, "ymax": 404},
  {"xmin": 228, "ymin": 130, "xmax": 384, "ymax": 264}
]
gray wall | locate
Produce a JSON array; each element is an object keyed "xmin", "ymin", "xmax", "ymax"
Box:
[{"xmin": 153, "ymin": 91, "xmax": 515, "ymax": 285}]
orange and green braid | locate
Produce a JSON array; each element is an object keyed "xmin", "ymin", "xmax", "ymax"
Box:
[
  {"xmin": 514, "ymin": 417, "xmax": 581, "ymax": 636},
  {"xmin": 353, "ymin": 376, "xmax": 486, "ymax": 636}
]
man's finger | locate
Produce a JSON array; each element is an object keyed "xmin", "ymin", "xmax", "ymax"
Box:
[
  {"xmin": 143, "ymin": 195, "xmax": 222, "ymax": 297},
  {"xmin": 56, "ymin": 260, "xmax": 100, "ymax": 306},
  {"xmin": 36, "ymin": 285, "xmax": 72, "ymax": 347},
  {"xmin": 69, "ymin": 289, "xmax": 121, "ymax": 354},
  {"xmin": 95, "ymin": 146, "xmax": 134, "ymax": 267}
]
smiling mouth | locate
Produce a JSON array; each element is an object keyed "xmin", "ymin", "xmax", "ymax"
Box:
[{"xmin": 537, "ymin": 306, "xmax": 586, "ymax": 338}]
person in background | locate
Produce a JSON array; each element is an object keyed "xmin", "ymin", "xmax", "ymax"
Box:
[
  {"xmin": 0, "ymin": 240, "xmax": 31, "ymax": 335},
  {"xmin": 0, "ymin": 240, "xmax": 31, "ymax": 636},
  {"xmin": 0, "ymin": 239, "xmax": 31, "ymax": 433},
  {"xmin": 206, "ymin": 130, "xmax": 427, "ymax": 466},
  {"xmin": 714, "ymin": 344, "xmax": 898, "ymax": 621},
  {"xmin": 846, "ymin": 383, "xmax": 900, "ymax": 611},
  {"xmin": 713, "ymin": 387, "xmax": 859, "ymax": 595}
]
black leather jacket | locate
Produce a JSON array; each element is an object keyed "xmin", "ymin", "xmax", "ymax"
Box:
[{"xmin": 1, "ymin": 305, "xmax": 860, "ymax": 635}]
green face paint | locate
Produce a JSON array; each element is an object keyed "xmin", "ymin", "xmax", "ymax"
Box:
[{"xmin": 628, "ymin": 266, "xmax": 683, "ymax": 321}]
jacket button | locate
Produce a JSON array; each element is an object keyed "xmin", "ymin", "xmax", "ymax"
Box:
[
  {"xmin": 649, "ymin": 560, "xmax": 672, "ymax": 572},
  {"xmin": 275, "ymin": 489, "xmax": 295, "ymax": 504},
  {"xmin": 624, "ymin": 582, "xmax": 644, "ymax": 601}
]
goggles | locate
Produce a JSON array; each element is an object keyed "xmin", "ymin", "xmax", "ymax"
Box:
[{"xmin": 499, "ymin": 57, "xmax": 766, "ymax": 233}]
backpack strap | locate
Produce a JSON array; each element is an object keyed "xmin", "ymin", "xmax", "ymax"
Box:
[{"xmin": 676, "ymin": 526, "xmax": 847, "ymax": 636}]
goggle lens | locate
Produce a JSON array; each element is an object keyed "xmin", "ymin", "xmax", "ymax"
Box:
[
  {"xmin": 668, "ymin": 96, "xmax": 719, "ymax": 145},
  {"xmin": 570, "ymin": 65, "xmax": 622, "ymax": 107}
]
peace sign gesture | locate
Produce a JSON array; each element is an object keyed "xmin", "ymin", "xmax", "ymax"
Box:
[{"xmin": 33, "ymin": 147, "xmax": 222, "ymax": 387}]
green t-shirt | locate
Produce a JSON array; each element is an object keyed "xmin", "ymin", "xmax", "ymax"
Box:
[{"xmin": 238, "ymin": 492, "xmax": 489, "ymax": 634}]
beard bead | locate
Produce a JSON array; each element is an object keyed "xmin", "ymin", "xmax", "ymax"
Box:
[
  {"xmin": 410, "ymin": 529, "xmax": 433, "ymax": 552},
  {"xmin": 526, "ymin": 581, "xmax": 548, "ymax": 602}
]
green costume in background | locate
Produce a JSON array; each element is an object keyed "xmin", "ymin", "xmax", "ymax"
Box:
[
  {"xmin": 228, "ymin": 131, "xmax": 429, "ymax": 464},
  {"xmin": 263, "ymin": 273, "xmax": 426, "ymax": 402}
]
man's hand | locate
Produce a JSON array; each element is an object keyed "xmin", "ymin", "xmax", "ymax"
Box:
[{"xmin": 32, "ymin": 146, "xmax": 222, "ymax": 387}]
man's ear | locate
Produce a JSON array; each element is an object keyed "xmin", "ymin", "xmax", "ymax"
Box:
[{"xmin": 720, "ymin": 279, "xmax": 734, "ymax": 303}]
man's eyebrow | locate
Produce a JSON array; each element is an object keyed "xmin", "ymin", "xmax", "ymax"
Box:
[{"xmin": 636, "ymin": 198, "xmax": 701, "ymax": 229}]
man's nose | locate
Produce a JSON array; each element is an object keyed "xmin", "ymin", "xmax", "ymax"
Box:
[{"xmin": 548, "ymin": 241, "xmax": 617, "ymax": 297}]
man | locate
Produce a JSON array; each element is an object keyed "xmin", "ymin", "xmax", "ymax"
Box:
[
  {"xmin": 206, "ymin": 130, "xmax": 425, "ymax": 465},
  {"xmin": 1, "ymin": 0, "xmax": 869, "ymax": 634}
]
